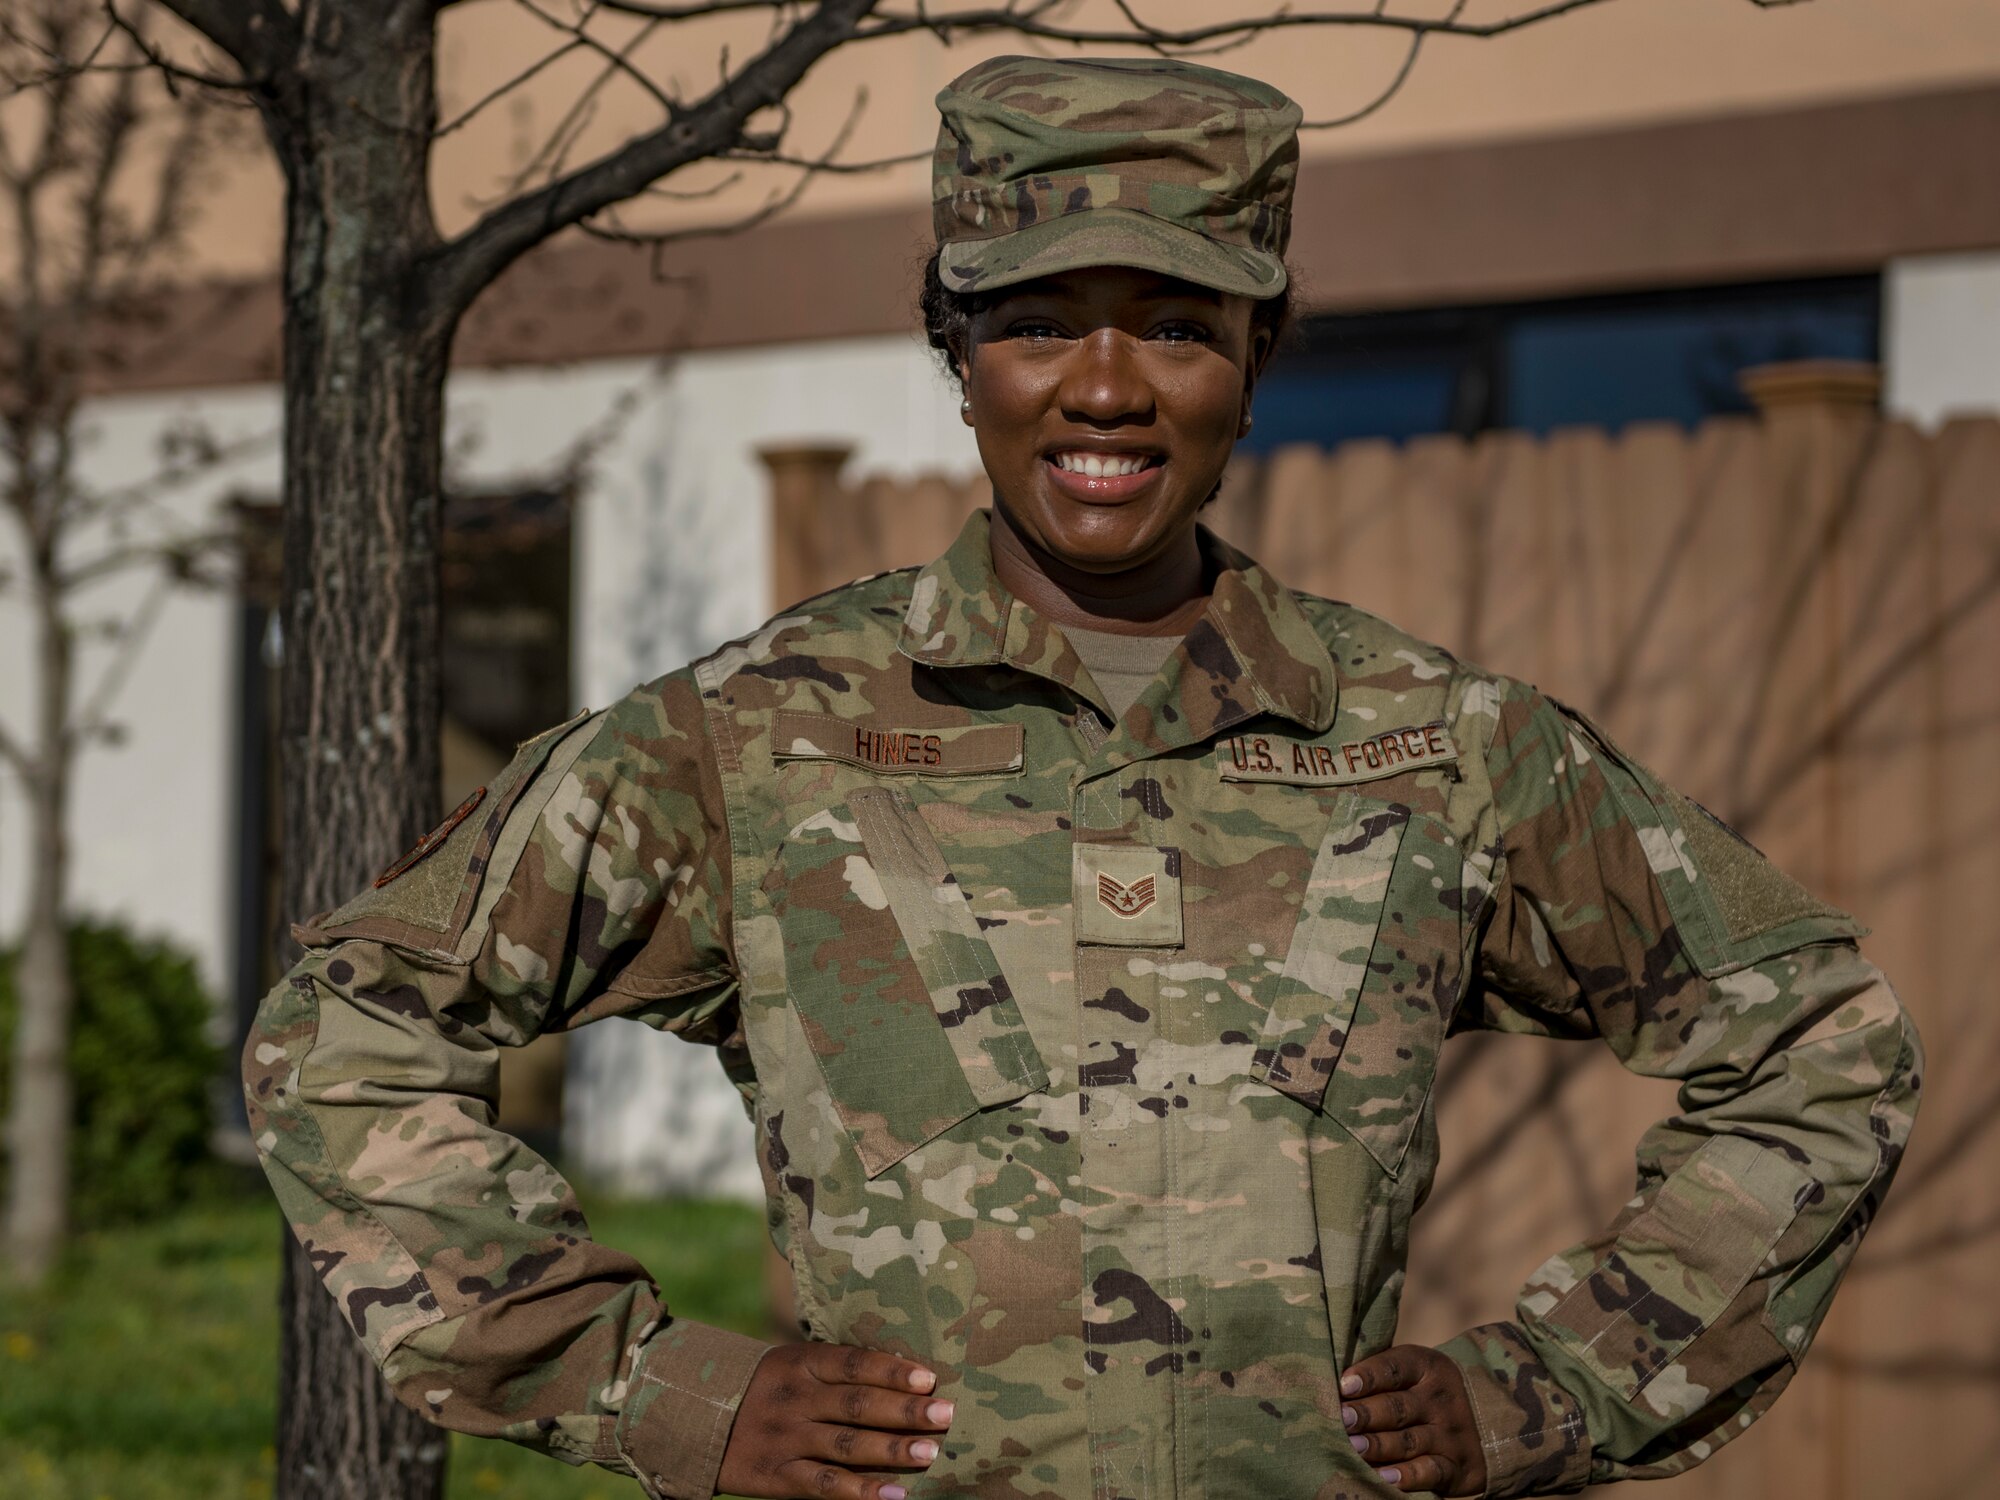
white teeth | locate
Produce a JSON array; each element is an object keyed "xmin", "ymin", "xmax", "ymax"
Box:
[{"xmin": 1054, "ymin": 452, "xmax": 1150, "ymax": 477}]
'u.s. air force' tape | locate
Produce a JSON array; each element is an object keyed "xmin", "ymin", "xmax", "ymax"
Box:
[{"xmin": 1219, "ymin": 721, "xmax": 1458, "ymax": 786}]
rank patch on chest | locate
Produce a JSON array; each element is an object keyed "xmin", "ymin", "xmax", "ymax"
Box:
[
  {"xmin": 1219, "ymin": 722, "xmax": 1459, "ymax": 787},
  {"xmin": 770, "ymin": 709, "xmax": 1024, "ymax": 777},
  {"xmin": 1074, "ymin": 845, "xmax": 1182, "ymax": 947},
  {"xmin": 1097, "ymin": 872, "xmax": 1157, "ymax": 918}
]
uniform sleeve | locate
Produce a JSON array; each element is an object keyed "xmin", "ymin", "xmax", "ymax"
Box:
[
  {"xmin": 242, "ymin": 670, "xmax": 770, "ymax": 1500},
  {"xmin": 1437, "ymin": 680, "xmax": 1921, "ymax": 1496}
]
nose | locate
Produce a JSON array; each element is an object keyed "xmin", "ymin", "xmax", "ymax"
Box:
[{"xmin": 1058, "ymin": 327, "xmax": 1154, "ymax": 427}]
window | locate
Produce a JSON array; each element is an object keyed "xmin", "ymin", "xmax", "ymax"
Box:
[{"xmin": 1244, "ymin": 275, "xmax": 1881, "ymax": 451}]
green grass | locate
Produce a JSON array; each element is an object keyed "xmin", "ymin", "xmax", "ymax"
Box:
[{"xmin": 0, "ymin": 1184, "xmax": 769, "ymax": 1500}]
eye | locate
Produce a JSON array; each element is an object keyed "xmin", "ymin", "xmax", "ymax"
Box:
[
  {"xmin": 1007, "ymin": 318, "xmax": 1068, "ymax": 343},
  {"xmin": 1153, "ymin": 320, "xmax": 1216, "ymax": 344}
]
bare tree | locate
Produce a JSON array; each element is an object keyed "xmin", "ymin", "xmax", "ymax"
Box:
[
  {"xmin": 0, "ymin": 0, "xmax": 240, "ymax": 1287},
  {"xmin": 15, "ymin": 0, "xmax": 1811, "ymax": 1494}
]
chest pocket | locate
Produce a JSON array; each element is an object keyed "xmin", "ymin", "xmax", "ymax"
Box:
[
  {"xmin": 1249, "ymin": 796, "xmax": 1464, "ymax": 1176},
  {"xmin": 766, "ymin": 786, "xmax": 1047, "ymax": 1177}
]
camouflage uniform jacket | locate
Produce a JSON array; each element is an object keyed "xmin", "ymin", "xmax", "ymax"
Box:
[{"xmin": 246, "ymin": 509, "xmax": 1920, "ymax": 1500}]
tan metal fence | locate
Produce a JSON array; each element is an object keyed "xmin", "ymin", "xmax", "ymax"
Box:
[{"xmin": 760, "ymin": 365, "xmax": 2000, "ymax": 1497}]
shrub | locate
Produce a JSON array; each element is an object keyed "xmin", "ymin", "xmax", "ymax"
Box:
[{"xmin": 0, "ymin": 919, "xmax": 224, "ymax": 1230}]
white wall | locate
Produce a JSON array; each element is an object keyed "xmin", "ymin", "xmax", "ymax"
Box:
[
  {"xmin": 1885, "ymin": 252, "xmax": 2000, "ymax": 427},
  {"xmin": 0, "ymin": 386, "xmax": 281, "ymax": 1005},
  {"xmin": 1, "ymin": 330, "xmax": 974, "ymax": 1199}
]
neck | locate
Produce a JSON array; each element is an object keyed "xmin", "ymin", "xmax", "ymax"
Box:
[{"xmin": 989, "ymin": 504, "xmax": 1210, "ymax": 636}]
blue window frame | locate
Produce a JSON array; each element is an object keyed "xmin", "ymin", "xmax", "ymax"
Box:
[{"xmin": 1241, "ymin": 275, "xmax": 1880, "ymax": 452}]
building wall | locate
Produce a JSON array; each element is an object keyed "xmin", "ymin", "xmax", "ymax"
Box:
[
  {"xmin": 1885, "ymin": 250, "xmax": 2000, "ymax": 424},
  {"xmin": 0, "ymin": 385, "xmax": 278, "ymax": 1003},
  {"xmin": 177, "ymin": 1, "xmax": 2000, "ymax": 283},
  {"xmin": 0, "ymin": 330, "xmax": 972, "ymax": 1199}
]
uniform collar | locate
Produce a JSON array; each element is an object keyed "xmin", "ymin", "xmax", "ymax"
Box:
[{"xmin": 899, "ymin": 508, "xmax": 1338, "ymax": 737}]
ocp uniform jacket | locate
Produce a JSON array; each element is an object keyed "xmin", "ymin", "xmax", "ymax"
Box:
[{"xmin": 246, "ymin": 510, "xmax": 1920, "ymax": 1500}]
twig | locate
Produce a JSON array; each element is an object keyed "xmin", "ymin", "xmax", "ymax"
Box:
[
  {"xmin": 856, "ymin": 0, "xmax": 1626, "ymax": 47},
  {"xmin": 580, "ymin": 80, "xmax": 868, "ymax": 251},
  {"xmin": 431, "ymin": 0, "xmax": 880, "ymax": 318},
  {"xmin": 514, "ymin": 0, "xmax": 679, "ymax": 120},
  {"xmin": 63, "ymin": 564, "xmax": 174, "ymax": 751},
  {"xmin": 435, "ymin": 36, "xmax": 586, "ymax": 137},
  {"xmin": 0, "ymin": 718, "xmax": 31, "ymax": 776}
]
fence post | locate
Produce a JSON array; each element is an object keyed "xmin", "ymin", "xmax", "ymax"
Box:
[
  {"xmin": 758, "ymin": 443, "xmax": 854, "ymax": 612},
  {"xmin": 1739, "ymin": 358, "xmax": 1882, "ymax": 418}
]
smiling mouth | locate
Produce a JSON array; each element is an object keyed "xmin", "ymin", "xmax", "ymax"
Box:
[{"xmin": 1047, "ymin": 450, "xmax": 1163, "ymax": 478}]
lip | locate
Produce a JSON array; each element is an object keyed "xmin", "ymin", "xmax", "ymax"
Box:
[{"xmin": 1042, "ymin": 445, "xmax": 1165, "ymax": 504}]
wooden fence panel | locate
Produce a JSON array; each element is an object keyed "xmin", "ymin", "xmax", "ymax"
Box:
[{"xmin": 759, "ymin": 380, "xmax": 2000, "ymax": 1496}]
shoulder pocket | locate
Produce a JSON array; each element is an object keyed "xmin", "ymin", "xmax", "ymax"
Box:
[
  {"xmin": 767, "ymin": 787, "xmax": 1047, "ymax": 1177},
  {"xmin": 1250, "ymin": 796, "xmax": 1464, "ymax": 1176},
  {"xmin": 1557, "ymin": 702, "xmax": 1866, "ymax": 977},
  {"xmin": 1538, "ymin": 1133, "xmax": 1811, "ymax": 1402},
  {"xmin": 295, "ymin": 708, "xmax": 602, "ymax": 957}
]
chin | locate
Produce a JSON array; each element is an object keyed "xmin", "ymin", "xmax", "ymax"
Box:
[{"xmin": 1040, "ymin": 516, "xmax": 1161, "ymax": 573}]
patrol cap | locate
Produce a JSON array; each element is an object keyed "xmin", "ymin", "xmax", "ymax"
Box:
[{"xmin": 932, "ymin": 55, "xmax": 1301, "ymax": 299}]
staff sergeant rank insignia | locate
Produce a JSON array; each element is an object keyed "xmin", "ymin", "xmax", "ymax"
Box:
[
  {"xmin": 1097, "ymin": 873, "xmax": 1157, "ymax": 918},
  {"xmin": 1219, "ymin": 721, "xmax": 1459, "ymax": 787}
]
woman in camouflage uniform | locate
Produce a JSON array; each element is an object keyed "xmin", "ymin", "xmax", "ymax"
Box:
[{"xmin": 247, "ymin": 55, "xmax": 1919, "ymax": 1500}]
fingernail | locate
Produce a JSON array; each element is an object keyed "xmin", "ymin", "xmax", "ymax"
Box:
[
  {"xmin": 911, "ymin": 1440, "xmax": 939, "ymax": 1463},
  {"xmin": 1340, "ymin": 1373, "xmax": 1362, "ymax": 1397},
  {"xmin": 908, "ymin": 1368, "xmax": 936, "ymax": 1392},
  {"xmin": 882, "ymin": 1488, "xmax": 907, "ymax": 1500},
  {"xmin": 1377, "ymin": 1470, "xmax": 1401, "ymax": 1486},
  {"xmin": 1349, "ymin": 1433, "xmax": 1369, "ymax": 1456},
  {"xmin": 927, "ymin": 1399, "xmax": 956, "ymax": 1425},
  {"xmin": 1341, "ymin": 1405, "xmax": 1359, "ymax": 1430}
]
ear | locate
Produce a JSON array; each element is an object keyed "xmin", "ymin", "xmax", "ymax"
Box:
[
  {"xmin": 1240, "ymin": 324, "xmax": 1275, "ymax": 435},
  {"xmin": 1240, "ymin": 328, "xmax": 1272, "ymax": 434},
  {"xmin": 955, "ymin": 341, "xmax": 975, "ymax": 425}
]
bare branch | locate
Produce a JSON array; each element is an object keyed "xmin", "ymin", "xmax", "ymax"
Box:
[
  {"xmin": 515, "ymin": 0, "xmax": 677, "ymax": 126},
  {"xmin": 582, "ymin": 80, "xmax": 866, "ymax": 253},
  {"xmin": 64, "ymin": 564, "xmax": 173, "ymax": 752},
  {"xmin": 718, "ymin": 142, "xmax": 927, "ymax": 173},
  {"xmin": 435, "ymin": 35, "xmax": 586, "ymax": 137},
  {"xmin": 432, "ymin": 0, "xmax": 880, "ymax": 318},
  {"xmin": 101, "ymin": 1, "xmax": 259, "ymax": 93},
  {"xmin": 594, "ymin": 1, "xmax": 796, "ymax": 18},
  {"xmin": 0, "ymin": 717, "xmax": 31, "ymax": 776},
  {"xmin": 854, "ymin": 0, "xmax": 1626, "ymax": 47},
  {"xmin": 148, "ymin": 0, "xmax": 293, "ymax": 82}
]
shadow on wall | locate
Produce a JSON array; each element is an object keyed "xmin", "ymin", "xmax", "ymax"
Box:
[{"xmin": 759, "ymin": 361, "xmax": 2000, "ymax": 1500}]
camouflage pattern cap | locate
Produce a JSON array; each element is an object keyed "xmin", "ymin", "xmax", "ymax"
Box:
[{"xmin": 932, "ymin": 54, "xmax": 1300, "ymax": 298}]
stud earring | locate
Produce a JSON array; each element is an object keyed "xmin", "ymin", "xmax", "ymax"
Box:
[
  {"xmin": 1239, "ymin": 411, "xmax": 1254, "ymax": 435},
  {"xmin": 961, "ymin": 397, "xmax": 972, "ymax": 416}
]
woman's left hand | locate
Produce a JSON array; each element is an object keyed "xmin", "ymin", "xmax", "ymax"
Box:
[{"xmin": 1339, "ymin": 1344, "xmax": 1488, "ymax": 1496}]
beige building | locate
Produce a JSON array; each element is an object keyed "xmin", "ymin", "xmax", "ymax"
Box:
[{"xmin": 2, "ymin": 9, "xmax": 1997, "ymax": 1484}]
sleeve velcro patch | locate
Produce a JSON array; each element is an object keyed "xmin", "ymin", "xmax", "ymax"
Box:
[
  {"xmin": 295, "ymin": 708, "xmax": 600, "ymax": 955},
  {"xmin": 1556, "ymin": 700, "xmax": 1866, "ymax": 977}
]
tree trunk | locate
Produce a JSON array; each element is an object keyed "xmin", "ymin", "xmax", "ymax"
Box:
[
  {"xmin": 266, "ymin": 9, "xmax": 453, "ymax": 1497},
  {"xmin": 2, "ymin": 577, "xmax": 73, "ymax": 1286}
]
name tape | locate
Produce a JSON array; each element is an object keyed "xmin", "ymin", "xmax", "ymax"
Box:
[
  {"xmin": 771, "ymin": 709, "xmax": 1024, "ymax": 777},
  {"xmin": 1220, "ymin": 722, "xmax": 1458, "ymax": 786}
]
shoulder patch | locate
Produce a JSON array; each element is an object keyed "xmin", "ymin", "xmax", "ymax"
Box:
[
  {"xmin": 373, "ymin": 786, "xmax": 487, "ymax": 887},
  {"xmin": 295, "ymin": 707, "xmax": 600, "ymax": 955},
  {"xmin": 1554, "ymin": 699, "xmax": 1866, "ymax": 976}
]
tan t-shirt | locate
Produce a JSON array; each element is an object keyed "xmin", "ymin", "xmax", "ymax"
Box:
[{"xmin": 1061, "ymin": 622, "xmax": 1183, "ymax": 720}]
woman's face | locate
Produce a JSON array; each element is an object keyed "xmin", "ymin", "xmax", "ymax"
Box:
[{"xmin": 960, "ymin": 266, "xmax": 1271, "ymax": 576}]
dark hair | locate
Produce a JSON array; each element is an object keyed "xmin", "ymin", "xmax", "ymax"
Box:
[{"xmin": 918, "ymin": 248, "xmax": 1294, "ymax": 389}]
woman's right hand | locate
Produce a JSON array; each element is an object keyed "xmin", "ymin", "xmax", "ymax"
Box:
[{"xmin": 716, "ymin": 1343, "xmax": 954, "ymax": 1500}]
